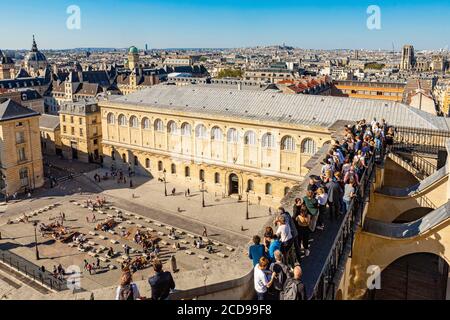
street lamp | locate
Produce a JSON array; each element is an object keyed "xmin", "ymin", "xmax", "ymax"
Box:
[
  {"xmin": 163, "ymin": 169, "xmax": 168, "ymax": 197},
  {"xmin": 246, "ymin": 188, "xmax": 250, "ymax": 220},
  {"xmin": 33, "ymin": 221, "xmax": 40, "ymax": 260},
  {"xmin": 201, "ymin": 180, "xmax": 206, "ymax": 208}
]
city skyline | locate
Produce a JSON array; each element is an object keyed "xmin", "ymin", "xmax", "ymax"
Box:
[{"xmin": 1, "ymin": 0, "xmax": 450, "ymax": 50}]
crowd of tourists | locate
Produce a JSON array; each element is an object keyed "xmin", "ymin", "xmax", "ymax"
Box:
[{"xmin": 249, "ymin": 118, "xmax": 394, "ymax": 300}]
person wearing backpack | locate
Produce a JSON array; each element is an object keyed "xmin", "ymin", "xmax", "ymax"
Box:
[
  {"xmin": 268, "ymin": 250, "xmax": 290, "ymax": 300},
  {"xmin": 115, "ymin": 271, "xmax": 141, "ymax": 300},
  {"xmin": 280, "ymin": 265, "xmax": 306, "ymax": 301}
]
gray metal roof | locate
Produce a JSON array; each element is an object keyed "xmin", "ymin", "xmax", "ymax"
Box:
[
  {"xmin": 0, "ymin": 98, "xmax": 40, "ymax": 122},
  {"xmin": 109, "ymin": 85, "xmax": 450, "ymax": 130},
  {"xmin": 39, "ymin": 114, "xmax": 60, "ymax": 130}
]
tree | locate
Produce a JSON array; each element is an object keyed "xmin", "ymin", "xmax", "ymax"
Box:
[{"xmin": 217, "ymin": 69, "xmax": 243, "ymax": 79}]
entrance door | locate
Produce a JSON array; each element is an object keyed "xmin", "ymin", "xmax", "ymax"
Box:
[
  {"xmin": 229, "ymin": 174, "xmax": 239, "ymax": 195},
  {"xmin": 71, "ymin": 142, "xmax": 78, "ymax": 159}
]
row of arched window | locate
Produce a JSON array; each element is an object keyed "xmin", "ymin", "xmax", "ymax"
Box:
[
  {"xmin": 107, "ymin": 113, "xmax": 317, "ymax": 154},
  {"xmin": 112, "ymin": 150, "xmax": 291, "ymax": 196}
]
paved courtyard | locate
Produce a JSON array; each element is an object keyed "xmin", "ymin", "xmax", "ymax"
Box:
[
  {"xmin": 0, "ymin": 159, "xmax": 270, "ymax": 298},
  {"xmin": 86, "ymin": 168, "xmax": 274, "ymax": 241},
  {"xmin": 0, "ymin": 199, "xmax": 239, "ymax": 294}
]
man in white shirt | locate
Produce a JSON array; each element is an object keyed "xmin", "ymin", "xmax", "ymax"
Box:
[{"xmin": 254, "ymin": 256, "xmax": 276, "ymax": 300}]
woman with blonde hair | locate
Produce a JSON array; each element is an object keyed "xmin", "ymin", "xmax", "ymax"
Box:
[{"xmin": 115, "ymin": 271, "xmax": 141, "ymax": 300}]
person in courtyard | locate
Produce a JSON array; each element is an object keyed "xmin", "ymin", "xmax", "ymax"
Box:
[
  {"xmin": 116, "ymin": 271, "xmax": 141, "ymax": 300},
  {"xmin": 248, "ymin": 235, "xmax": 265, "ymax": 266},
  {"xmin": 148, "ymin": 259, "xmax": 176, "ymax": 300}
]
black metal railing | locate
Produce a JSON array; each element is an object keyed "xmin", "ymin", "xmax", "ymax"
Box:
[
  {"xmin": 0, "ymin": 249, "xmax": 67, "ymax": 291},
  {"xmin": 393, "ymin": 126, "xmax": 450, "ymax": 155},
  {"xmin": 309, "ymin": 150, "xmax": 377, "ymax": 300}
]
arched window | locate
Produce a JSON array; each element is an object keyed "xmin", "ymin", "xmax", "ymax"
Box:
[
  {"xmin": 244, "ymin": 131, "xmax": 256, "ymax": 145},
  {"xmin": 227, "ymin": 128, "xmax": 239, "ymax": 143},
  {"xmin": 185, "ymin": 166, "xmax": 190, "ymax": 177},
  {"xmin": 167, "ymin": 121, "xmax": 178, "ymax": 135},
  {"xmin": 214, "ymin": 172, "xmax": 220, "ymax": 184},
  {"xmin": 281, "ymin": 136, "xmax": 295, "ymax": 151},
  {"xmin": 195, "ymin": 124, "xmax": 207, "ymax": 139},
  {"xmin": 19, "ymin": 168, "xmax": 29, "ymax": 187},
  {"xmin": 134, "ymin": 155, "xmax": 139, "ymax": 166},
  {"xmin": 122, "ymin": 153, "xmax": 127, "ymax": 163},
  {"xmin": 171, "ymin": 163, "xmax": 176, "ymax": 174},
  {"xmin": 199, "ymin": 169, "xmax": 205, "ymax": 181},
  {"xmin": 301, "ymin": 138, "xmax": 316, "ymax": 155},
  {"xmin": 154, "ymin": 119, "xmax": 164, "ymax": 132},
  {"xmin": 265, "ymin": 183, "xmax": 272, "ymax": 195},
  {"xmin": 247, "ymin": 179, "xmax": 254, "ymax": 191},
  {"xmin": 118, "ymin": 114, "xmax": 127, "ymax": 126},
  {"xmin": 142, "ymin": 118, "xmax": 150, "ymax": 130},
  {"xmin": 284, "ymin": 187, "xmax": 290, "ymax": 196},
  {"xmin": 158, "ymin": 161, "xmax": 163, "ymax": 171},
  {"xmin": 145, "ymin": 158, "xmax": 150, "ymax": 168},
  {"xmin": 107, "ymin": 113, "xmax": 115, "ymax": 124},
  {"xmin": 262, "ymin": 133, "xmax": 275, "ymax": 148},
  {"xmin": 130, "ymin": 116, "xmax": 138, "ymax": 128},
  {"xmin": 211, "ymin": 126, "xmax": 223, "ymax": 141},
  {"xmin": 181, "ymin": 123, "xmax": 192, "ymax": 136}
]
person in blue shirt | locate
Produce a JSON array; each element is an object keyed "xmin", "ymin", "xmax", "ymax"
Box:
[
  {"xmin": 248, "ymin": 235, "xmax": 265, "ymax": 266},
  {"xmin": 267, "ymin": 235, "xmax": 281, "ymax": 262}
]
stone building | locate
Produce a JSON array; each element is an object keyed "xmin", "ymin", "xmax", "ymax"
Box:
[
  {"xmin": 332, "ymin": 80, "xmax": 406, "ymax": 102},
  {"xmin": 59, "ymin": 100, "xmax": 102, "ymax": 163},
  {"xmin": 39, "ymin": 114, "xmax": 61, "ymax": 156},
  {"xmin": 0, "ymin": 98, "xmax": 44, "ymax": 195},
  {"xmin": 0, "ymin": 89, "xmax": 45, "ymax": 114},
  {"xmin": 98, "ymin": 85, "xmax": 446, "ymax": 207}
]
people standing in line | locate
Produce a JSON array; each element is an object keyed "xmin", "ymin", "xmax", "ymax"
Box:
[
  {"xmin": 278, "ymin": 207, "xmax": 301, "ymax": 262},
  {"xmin": 275, "ymin": 214, "xmax": 292, "ymax": 256},
  {"xmin": 266, "ymin": 234, "xmax": 281, "ymax": 262},
  {"xmin": 268, "ymin": 250, "xmax": 290, "ymax": 300},
  {"xmin": 296, "ymin": 204, "xmax": 311, "ymax": 257},
  {"xmin": 248, "ymin": 235, "xmax": 265, "ymax": 267},
  {"xmin": 280, "ymin": 265, "xmax": 306, "ymax": 300},
  {"xmin": 315, "ymin": 187, "xmax": 327, "ymax": 230},
  {"xmin": 343, "ymin": 177, "xmax": 356, "ymax": 213},
  {"xmin": 303, "ymin": 190, "xmax": 319, "ymax": 232},
  {"xmin": 326, "ymin": 177, "xmax": 342, "ymax": 220}
]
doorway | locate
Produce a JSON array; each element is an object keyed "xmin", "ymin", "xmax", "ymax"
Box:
[{"xmin": 229, "ymin": 173, "xmax": 239, "ymax": 195}]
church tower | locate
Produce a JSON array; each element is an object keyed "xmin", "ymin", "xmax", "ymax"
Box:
[
  {"xmin": 0, "ymin": 50, "xmax": 15, "ymax": 80},
  {"xmin": 128, "ymin": 46, "xmax": 139, "ymax": 70}
]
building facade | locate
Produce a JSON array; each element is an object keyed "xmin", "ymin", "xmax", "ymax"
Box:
[
  {"xmin": 59, "ymin": 100, "xmax": 102, "ymax": 163},
  {"xmin": 99, "ymin": 88, "xmax": 333, "ymax": 207},
  {"xmin": 0, "ymin": 98, "xmax": 44, "ymax": 196},
  {"xmin": 332, "ymin": 80, "xmax": 406, "ymax": 102}
]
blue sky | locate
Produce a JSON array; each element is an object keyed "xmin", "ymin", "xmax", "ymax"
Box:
[{"xmin": 0, "ymin": 0, "xmax": 449, "ymax": 50}]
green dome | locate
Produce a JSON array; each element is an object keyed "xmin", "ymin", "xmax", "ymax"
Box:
[{"xmin": 129, "ymin": 46, "xmax": 138, "ymax": 54}]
